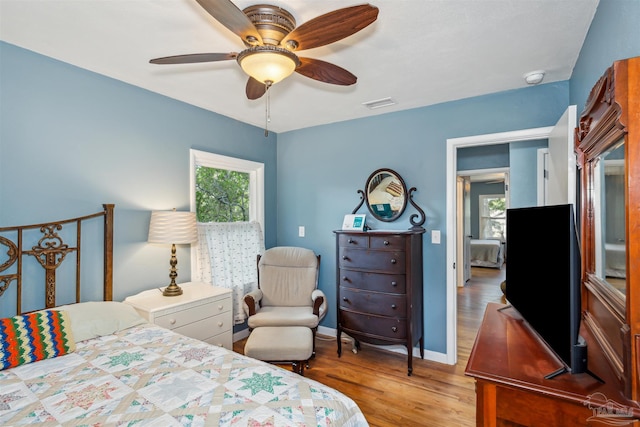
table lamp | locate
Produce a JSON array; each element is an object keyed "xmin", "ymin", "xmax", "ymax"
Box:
[{"xmin": 148, "ymin": 209, "xmax": 198, "ymax": 296}]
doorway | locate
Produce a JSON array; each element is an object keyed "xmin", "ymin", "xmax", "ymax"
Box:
[
  {"xmin": 444, "ymin": 106, "xmax": 576, "ymax": 365},
  {"xmin": 444, "ymin": 126, "xmax": 554, "ymax": 365},
  {"xmin": 456, "ymin": 169, "xmax": 509, "ymax": 287}
]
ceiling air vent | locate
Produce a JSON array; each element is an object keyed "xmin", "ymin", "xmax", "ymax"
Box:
[{"xmin": 362, "ymin": 97, "xmax": 396, "ymax": 110}]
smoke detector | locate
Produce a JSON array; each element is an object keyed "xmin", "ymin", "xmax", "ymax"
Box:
[{"xmin": 524, "ymin": 70, "xmax": 545, "ymax": 85}]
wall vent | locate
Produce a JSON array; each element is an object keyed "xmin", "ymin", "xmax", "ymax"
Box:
[{"xmin": 362, "ymin": 97, "xmax": 396, "ymax": 110}]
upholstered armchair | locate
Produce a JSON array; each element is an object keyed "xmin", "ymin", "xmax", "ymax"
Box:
[{"xmin": 243, "ymin": 246, "xmax": 326, "ymax": 351}]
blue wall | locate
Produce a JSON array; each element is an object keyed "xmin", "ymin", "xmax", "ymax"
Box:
[
  {"xmin": 570, "ymin": 0, "xmax": 640, "ymax": 112},
  {"xmin": 276, "ymin": 83, "xmax": 569, "ymax": 353},
  {"xmin": 509, "ymin": 139, "xmax": 548, "ymax": 208},
  {"xmin": 276, "ymin": 0, "xmax": 640, "ymax": 354},
  {"xmin": 1, "ymin": 0, "xmax": 639, "ymax": 356},
  {"xmin": 0, "ymin": 42, "xmax": 278, "ymax": 310},
  {"xmin": 458, "ymin": 144, "xmax": 509, "ymax": 171}
]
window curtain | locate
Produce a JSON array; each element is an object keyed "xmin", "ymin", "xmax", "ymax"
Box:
[{"xmin": 194, "ymin": 221, "xmax": 265, "ymax": 324}]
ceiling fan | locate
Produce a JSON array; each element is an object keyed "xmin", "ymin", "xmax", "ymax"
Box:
[{"xmin": 149, "ymin": 0, "xmax": 379, "ymax": 100}]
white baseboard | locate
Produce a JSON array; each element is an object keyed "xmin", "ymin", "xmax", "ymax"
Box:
[
  {"xmin": 317, "ymin": 326, "xmax": 451, "ymax": 365},
  {"xmin": 233, "ymin": 328, "xmax": 250, "ymax": 342}
]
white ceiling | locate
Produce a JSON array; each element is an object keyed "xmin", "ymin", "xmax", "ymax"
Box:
[{"xmin": 0, "ymin": 0, "xmax": 599, "ymax": 133}]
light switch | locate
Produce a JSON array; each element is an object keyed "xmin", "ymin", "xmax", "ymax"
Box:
[
  {"xmin": 298, "ymin": 226, "xmax": 305, "ymax": 237},
  {"xmin": 432, "ymin": 230, "xmax": 441, "ymax": 244}
]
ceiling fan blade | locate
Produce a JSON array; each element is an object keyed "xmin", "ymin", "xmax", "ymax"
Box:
[
  {"xmin": 246, "ymin": 77, "xmax": 267, "ymax": 100},
  {"xmin": 150, "ymin": 53, "xmax": 237, "ymax": 64},
  {"xmin": 295, "ymin": 57, "xmax": 357, "ymax": 85},
  {"xmin": 194, "ymin": 0, "xmax": 262, "ymax": 45},
  {"xmin": 282, "ymin": 4, "xmax": 378, "ymax": 51}
]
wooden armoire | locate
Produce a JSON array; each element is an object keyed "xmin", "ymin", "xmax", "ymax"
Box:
[{"xmin": 466, "ymin": 56, "xmax": 640, "ymax": 426}]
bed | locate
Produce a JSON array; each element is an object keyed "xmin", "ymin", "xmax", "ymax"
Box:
[
  {"xmin": 0, "ymin": 205, "xmax": 367, "ymax": 426},
  {"xmin": 470, "ymin": 239, "xmax": 505, "ymax": 269}
]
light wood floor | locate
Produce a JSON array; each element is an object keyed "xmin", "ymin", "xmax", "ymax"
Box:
[{"xmin": 233, "ymin": 266, "xmax": 506, "ymax": 427}]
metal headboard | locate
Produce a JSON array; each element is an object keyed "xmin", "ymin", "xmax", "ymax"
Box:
[{"xmin": 0, "ymin": 204, "xmax": 114, "ymax": 314}]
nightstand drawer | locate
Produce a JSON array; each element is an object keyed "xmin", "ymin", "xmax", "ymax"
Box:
[
  {"xmin": 154, "ymin": 297, "xmax": 231, "ymax": 330},
  {"xmin": 173, "ymin": 312, "xmax": 231, "ymax": 342},
  {"xmin": 204, "ymin": 330, "xmax": 233, "ymax": 349}
]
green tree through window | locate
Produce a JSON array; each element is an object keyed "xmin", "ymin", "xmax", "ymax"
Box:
[{"xmin": 195, "ymin": 166, "xmax": 250, "ymax": 222}]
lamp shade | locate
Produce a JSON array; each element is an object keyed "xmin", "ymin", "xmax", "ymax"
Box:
[
  {"xmin": 148, "ymin": 211, "xmax": 198, "ymax": 245},
  {"xmin": 237, "ymin": 46, "xmax": 299, "ymax": 84}
]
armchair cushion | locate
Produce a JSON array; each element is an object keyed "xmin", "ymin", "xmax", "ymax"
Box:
[
  {"xmin": 247, "ymin": 306, "xmax": 320, "ymax": 329},
  {"xmin": 258, "ymin": 247, "xmax": 319, "ymax": 307}
]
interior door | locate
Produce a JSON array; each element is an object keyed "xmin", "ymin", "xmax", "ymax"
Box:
[
  {"xmin": 546, "ymin": 105, "xmax": 577, "ymax": 206},
  {"xmin": 456, "ymin": 176, "xmax": 471, "ymax": 286}
]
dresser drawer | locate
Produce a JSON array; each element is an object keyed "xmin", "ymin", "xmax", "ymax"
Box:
[
  {"xmin": 340, "ymin": 310, "xmax": 407, "ymax": 340},
  {"xmin": 338, "ymin": 233, "xmax": 369, "ymax": 248},
  {"xmin": 154, "ymin": 297, "xmax": 231, "ymax": 330},
  {"xmin": 339, "ymin": 270, "xmax": 406, "ymax": 293},
  {"xmin": 369, "ymin": 235, "xmax": 406, "ymax": 250},
  {"xmin": 340, "ymin": 287, "xmax": 407, "ymax": 317},
  {"xmin": 339, "ymin": 247, "xmax": 406, "ymax": 274}
]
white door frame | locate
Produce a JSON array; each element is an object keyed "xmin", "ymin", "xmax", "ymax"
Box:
[{"xmin": 445, "ymin": 126, "xmax": 553, "ymax": 365}]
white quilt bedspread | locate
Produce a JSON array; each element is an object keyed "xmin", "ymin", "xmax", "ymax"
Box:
[{"xmin": 0, "ymin": 323, "xmax": 367, "ymax": 426}]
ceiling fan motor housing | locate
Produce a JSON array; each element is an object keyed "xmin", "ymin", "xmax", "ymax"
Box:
[{"xmin": 242, "ymin": 4, "xmax": 296, "ymax": 47}]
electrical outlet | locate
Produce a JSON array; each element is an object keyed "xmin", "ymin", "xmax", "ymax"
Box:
[
  {"xmin": 432, "ymin": 230, "xmax": 441, "ymax": 244},
  {"xmin": 298, "ymin": 226, "xmax": 305, "ymax": 237}
]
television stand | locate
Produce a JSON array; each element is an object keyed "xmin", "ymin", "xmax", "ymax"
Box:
[{"xmin": 466, "ymin": 303, "xmax": 638, "ymax": 426}]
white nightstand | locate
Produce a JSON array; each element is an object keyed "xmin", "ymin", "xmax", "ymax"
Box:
[{"xmin": 124, "ymin": 282, "xmax": 233, "ymax": 350}]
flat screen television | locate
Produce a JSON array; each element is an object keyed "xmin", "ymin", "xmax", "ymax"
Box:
[{"xmin": 505, "ymin": 204, "xmax": 586, "ymax": 377}]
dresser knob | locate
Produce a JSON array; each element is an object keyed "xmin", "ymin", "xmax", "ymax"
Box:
[
  {"xmin": 342, "ymin": 256, "xmax": 348, "ymax": 261},
  {"xmin": 391, "ymin": 304, "xmax": 397, "ymax": 309},
  {"xmin": 383, "ymin": 240, "xmax": 389, "ymax": 245},
  {"xmin": 390, "ymin": 259, "xmax": 397, "ymax": 264},
  {"xmin": 218, "ymin": 305, "xmax": 224, "ymax": 310},
  {"xmin": 342, "ymin": 276, "xmax": 349, "ymax": 281},
  {"xmin": 169, "ymin": 318, "xmax": 176, "ymax": 325},
  {"xmin": 348, "ymin": 238, "xmax": 354, "ymax": 244},
  {"xmin": 342, "ymin": 297, "xmax": 348, "ymax": 301},
  {"xmin": 391, "ymin": 281, "xmax": 398, "ymax": 287},
  {"xmin": 391, "ymin": 327, "xmax": 398, "ymax": 333},
  {"xmin": 217, "ymin": 321, "xmax": 223, "ymax": 327}
]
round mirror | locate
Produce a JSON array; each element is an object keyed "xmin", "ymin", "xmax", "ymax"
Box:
[{"xmin": 365, "ymin": 168, "xmax": 408, "ymax": 222}]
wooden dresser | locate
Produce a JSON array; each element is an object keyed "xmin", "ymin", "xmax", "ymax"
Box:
[
  {"xmin": 466, "ymin": 303, "xmax": 640, "ymax": 426},
  {"xmin": 334, "ymin": 229, "xmax": 424, "ymax": 375}
]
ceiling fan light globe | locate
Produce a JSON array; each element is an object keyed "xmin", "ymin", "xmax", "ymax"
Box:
[{"xmin": 238, "ymin": 47, "xmax": 299, "ymax": 84}]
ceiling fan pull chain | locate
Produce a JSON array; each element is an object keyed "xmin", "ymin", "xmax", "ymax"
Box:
[{"xmin": 264, "ymin": 81, "xmax": 272, "ymax": 137}]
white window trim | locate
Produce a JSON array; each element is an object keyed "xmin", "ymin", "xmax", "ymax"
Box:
[{"xmin": 189, "ymin": 149, "xmax": 265, "ymax": 278}]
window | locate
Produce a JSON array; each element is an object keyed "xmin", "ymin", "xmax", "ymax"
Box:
[
  {"xmin": 479, "ymin": 194, "xmax": 506, "ymax": 240},
  {"xmin": 189, "ymin": 150, "xmax": 265, "ymax": 323},
  {"xmin": 195, "ymin": 167, "xmax": 250, "ymax": 222},
  {"xmin": 189, "ymin": 149, "xmax": 264, "ymax": 226}
]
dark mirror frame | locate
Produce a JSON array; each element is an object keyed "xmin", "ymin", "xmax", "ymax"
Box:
[
  {"xmin": 575, "ymin": 57, "xmax": 639, "ymax": 400},
  {"xmin": 364, "ymin": 168, "xmax": 408, "ymax": 222},
  {"xmin": 351, "ymin": 168, "xmax": 426, "ymax": 230}
]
